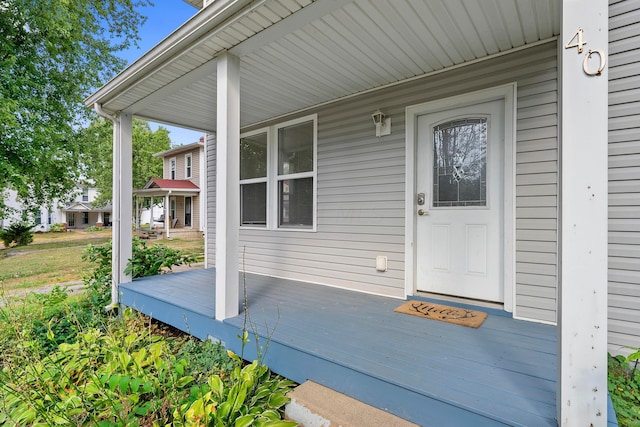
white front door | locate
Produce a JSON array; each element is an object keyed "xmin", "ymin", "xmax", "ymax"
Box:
[{"xmin": 416, "ymin": 99, "xmax": 505, "ymax": 302}]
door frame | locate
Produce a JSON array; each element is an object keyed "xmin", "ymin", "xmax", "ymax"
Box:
[{"xmin": 404, "ymin": 83, "xmax": 517, "ymax": 313}]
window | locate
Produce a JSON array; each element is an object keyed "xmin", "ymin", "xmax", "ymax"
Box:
[
  {"xmin": 277, "ymin": 120, "xmax": 314, "ymax": 228},
  {"xmin": 35, "ymin": 212, "xmax": 42, "ymax": 224},
  {"xmin": 68, "ymin": 213, "xmax": 75, "ymax": 227},
  {"xmin": 170, "ymin": 198, "xmax": 176, "ymax": 222},
  {"xmin": 82, "ymin": 188, "xmax": 89, "ymax": 202},
  {"xmin": 240, "ymin": 132, "xmax": 267, "ymax": 226},
  {"xmin": 239, "ymin": 115, "xmax": 316, "ymax": 230},
  {"xmin": 170, "ymin": 157, "xmax": 176, "ymax": 180},
  {"xmin": 82, "ymin": 212, "xmax": 89, "ymax": 224},
  {"xmin": 48, "ymin": 212, "xmax": 53, "ymax": 224},
  {"xmin": 185, "ymin": 153, "xmax": 192, "ymax": 178},
  {"xmin": 432, "ymin": 118, "xmax": 487, "ymax": 207}
]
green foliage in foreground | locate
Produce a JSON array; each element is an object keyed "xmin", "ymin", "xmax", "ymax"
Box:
[
  {"xmin": 609, "ymin": 353, "xmax": 640, "ymax": 427},
  {"xmin": 0, "ymin": 239, "xmax": 296, "ymax": 426},
  {"xmin": 0, "ymin": 222, "xmax": 34, "ymax": 247},
  {"xmin": 0, "ymin": 310, "xmax": 295, "ymax": 426}
]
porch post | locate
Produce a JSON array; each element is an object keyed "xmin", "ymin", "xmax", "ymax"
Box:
[
  {"xmin": 164, "ymin": 193, "xmax": 171, "ymax": 238},
  {"xmin": 558, "ymin": 1, "xmax": 608, "ymax": 426},
  {"xmin": 215, "ymin": 51, "xmax": 240, "ymax": 320},
  {"xmin": 112, "ymin": 111, "xmax": 133, "ymax": 306}
]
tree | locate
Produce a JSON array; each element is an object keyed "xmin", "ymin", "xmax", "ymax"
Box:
[
  {"xmin": 80, "ymin": 117, "xmax": 171, "ymax": 207},
  {"xmin": 0, "ymin": 0, "xmax": 150, "ymax": 219}
]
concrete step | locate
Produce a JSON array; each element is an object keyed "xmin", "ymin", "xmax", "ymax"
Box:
[{"xmin": 285, "ymin": 381, "xmax": 420, "ymax": 427}]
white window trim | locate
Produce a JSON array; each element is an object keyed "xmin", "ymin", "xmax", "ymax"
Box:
[
  {"xmin": 169, "ymin": 157, "xmax": 177, "ymax": 180},
  {"xmin": 239, "ymin": 114, "xmax": 317, "ymax": 232},
  {"xmin": 185, "ymin": 153, "xmax": 192, "ymax": 179}
]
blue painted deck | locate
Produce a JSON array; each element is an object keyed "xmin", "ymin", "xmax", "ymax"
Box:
[{"xmin": 120, "ymin": 269, "xmax": 617, "ymax": 427}]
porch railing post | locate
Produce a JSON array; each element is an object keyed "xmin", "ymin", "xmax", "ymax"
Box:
[
  {"xmin": 558, "ymin": 1, "xmax": 608, "ymax": 425},
  {"xmin": 215, "ymin": 51, "xmax": 240, "ymax": 320}
]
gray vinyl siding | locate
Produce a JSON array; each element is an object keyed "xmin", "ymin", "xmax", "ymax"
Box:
[
  {"xmin": 206, "ymin": 133, "xmax": 216, "ymax": 268},
  {"xmin": 207, "ymin": 42, "xmax": 559, "ymax": 316},
  {"xmin": 608, "ymin": 1, "xmax": 640, "ymax": 354}
]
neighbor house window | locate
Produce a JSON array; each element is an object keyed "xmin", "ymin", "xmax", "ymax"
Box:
[
  {"xmin": 240, "ymin": 132, "xmax": 268, "ymax": 226},
  {"xmin": 35, "ymin": 212, "xmax": 42, "ymax": 224},
  {"xmin": 185, "ymin": 153, "xmax": 192, "ymax": 178},
  {"xmin": 239, "ymin": 115, "xmax": 316, "ymax": 230},
  {"xmin": 170, "ymin": 157, "xmax": 176, "ymax": 180},
  {"xmin": 82, "ymin": 212, "xmax": 89, "ymax": 224},
  {"xmin": 82, "ymin": 188, "xmax": 89, "ymax": 202}
]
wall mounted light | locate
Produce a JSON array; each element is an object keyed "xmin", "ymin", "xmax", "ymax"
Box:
[{"xmin": 371, "ymin": 109, "xmax": 391, "ymax": 137}]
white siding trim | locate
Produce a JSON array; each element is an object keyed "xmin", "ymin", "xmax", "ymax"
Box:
[{"xmin": 404, "ymin": 83, "xmax": 517, "ymax": 313}]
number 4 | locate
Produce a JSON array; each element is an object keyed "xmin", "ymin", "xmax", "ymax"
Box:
[{"xmin": 565, "ymin": 27, "xmax": 586, "ymax": 53}]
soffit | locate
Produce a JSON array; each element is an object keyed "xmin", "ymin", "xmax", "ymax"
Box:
[{"xmin": 91, "ymin": 0, "xmax": 560, "ymax": 132}]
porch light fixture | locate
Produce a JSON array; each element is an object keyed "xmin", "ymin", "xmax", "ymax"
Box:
[{"xmin": 372, "ymin": 109, "xmax": 391, "ymax": 137}]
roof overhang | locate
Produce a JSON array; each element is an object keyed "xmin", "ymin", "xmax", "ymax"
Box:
[
  {"xmin": 86, "ymin": 0, "xmax": 560, "ymax": 132},
  {"xmin": 153, "ymin": 141, "xmax": 204, "ymax": 158},
  {"xmin": 134, "ymin": 188, "xmax": 201, "ymax": 197}
]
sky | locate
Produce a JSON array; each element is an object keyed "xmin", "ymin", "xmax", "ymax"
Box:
[{"xmin": 117, "ymin": 1, "xmax": 204, "ymax": 145}]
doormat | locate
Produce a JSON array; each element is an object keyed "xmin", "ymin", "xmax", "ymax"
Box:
[{"xmin": 394, "ymin": 301, "xmax": 487, "ymax": 328}]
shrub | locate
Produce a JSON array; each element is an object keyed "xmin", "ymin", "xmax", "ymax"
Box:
[
  {"xmin": 85, "ymin": 225, "xmax": 103, "ymax": 232},
  {"xmin": 0, "ymin": 310, "xmax": 195, "ymax": 426},
  {"xmin": 175, "ymin": 338, "xmax": 236, "ymax": 383},
  {"xmin": 49, "ymin": 223, "xmax": 66, "ymax": 232},
  {"xmin": 125, "ymin": 237, "xmax": 197, "ymax": 278},
  {"xmin": 0, "ymin": 222, "xmax": 34, "ymax": 247},
  {"xmin": 608, "ymin": 353, "xmax": 640, "ymax": 426}
]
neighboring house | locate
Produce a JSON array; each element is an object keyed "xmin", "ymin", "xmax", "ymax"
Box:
[
  {"xmin": 86, "ymin": 1, "xmax": 636, "ymax": 425},
  {"xmin": 133, "ymin": 139, "xmax": 205, "ymax": 238},
  {"xmin": 1, "ymin": 186, "xmax": 109, "ymax": 231},
  {"xmin": 63, "ymin": 187, "xmax": 112, "ymax": 230}
]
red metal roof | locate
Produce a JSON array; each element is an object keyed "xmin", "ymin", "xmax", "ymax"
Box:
[{"xmin": 145, "ymin": 178, "xmax": 199, "ymax": 190}]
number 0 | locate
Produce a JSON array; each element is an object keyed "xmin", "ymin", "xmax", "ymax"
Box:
[{"xmin": 583, "ymin": 49, "xmax": 606, "ymax": 76}]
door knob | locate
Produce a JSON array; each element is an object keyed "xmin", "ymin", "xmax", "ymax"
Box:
[{"xmin": 418, "ymin": 209, "xmax": 425, "ymax": 216}]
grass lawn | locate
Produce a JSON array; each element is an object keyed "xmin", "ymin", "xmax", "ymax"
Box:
[{"xmin": 0, "ymin": 229, "xmax": 203, "ymax": 292}]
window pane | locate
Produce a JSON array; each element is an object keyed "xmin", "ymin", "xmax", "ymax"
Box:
[
  {"xmin": 241, "ymin": 133, "xmax": 267, "ymax": 180},
  {"xmin": 241, "ymin": 182, "xmax": 267, "ymax": 226},
  {"xmin": 278, "ymin": 121, "xmax": 313, "ymax": 175},
  {"xmin": 279, "ymin": 178, "xmax": 313, "ymax": 227},
  {"xmin": 432, "ymin": 118, "xmax": 487, "ymax": 207}
]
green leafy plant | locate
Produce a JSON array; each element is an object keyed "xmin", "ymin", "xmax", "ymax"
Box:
[
  {"xmin": 173, "ymin": 354, "xmax": 297, "ymax": 427},
  {"xmin": 85, "ymin": 225, "xmax": 103, "ymax": 232},
  {"xmin": 608, "ymin": 353, "xmax": 640, "ymax": 426},
  {"xmin": 125, "ymin": 237, "xmax": 197, "ymax": 278},
  {"xmin": 0, "ymin": 310, "xmax": 195, "ymax": 426},
  {"xmin": 175, "ymin": 339, "xmax": 236, "ymax": 384},
  {"xmin": 48, "ymin": 223, "xmax": 66, "ymax": 232},
  {"xmin": 0, "ymin": 222, "xmax": 34, "ymax": 247}
]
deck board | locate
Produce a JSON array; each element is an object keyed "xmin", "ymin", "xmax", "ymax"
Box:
[{"xmin": 119, "ymin": 268, "xmax": 613, "ymax": 426}]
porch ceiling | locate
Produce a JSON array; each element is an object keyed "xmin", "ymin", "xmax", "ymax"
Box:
[{"xmin": 86, "ymin": 0, "xmax": 560, "ymax": 132}]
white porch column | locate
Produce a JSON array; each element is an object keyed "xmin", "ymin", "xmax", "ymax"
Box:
[
  {"xmin": 558, "ymin": 1, "xmax": 608, "ymax": 425},
  {"xmin": 164, "ymin": 193, "xmax": 171, "ymax": 238},
  {"xmin": 111, "ymin": 111, "xmax": 133, "ymax": 306},
  {"xmin": 215, "ymin": 52, "xmax": 240, "ymax": 320}
]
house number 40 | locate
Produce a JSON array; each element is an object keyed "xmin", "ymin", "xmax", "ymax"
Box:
[{"xmin": 565, "ymin": 27, "xmax": 606, "ymax": 76}]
